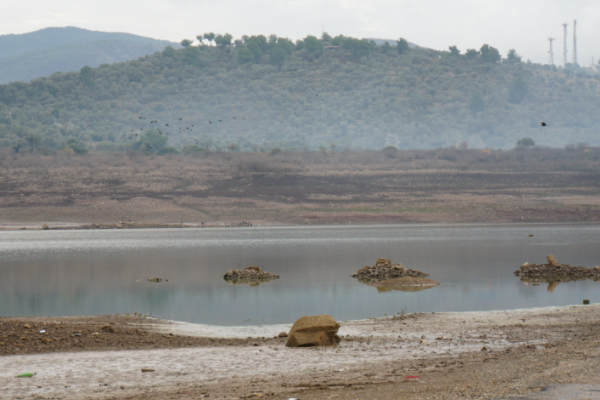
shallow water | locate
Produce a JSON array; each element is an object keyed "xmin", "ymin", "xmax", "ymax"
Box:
[{"xmin": 0, "ymin": 223, "xmax": 598, "ymax": 325}]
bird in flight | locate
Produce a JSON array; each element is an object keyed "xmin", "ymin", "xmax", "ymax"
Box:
[{"xmin": 540, "ymin": 122, "xmax": 547, "ymax": 127}]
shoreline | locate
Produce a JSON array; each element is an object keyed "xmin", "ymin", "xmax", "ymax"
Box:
[
  {"xmin": 3, "ymin": 304, "xmax": 600, "ymax": 399},
  {"xmin": 1, "ymin": 219, "xmax": 600, "ymax": 231}
]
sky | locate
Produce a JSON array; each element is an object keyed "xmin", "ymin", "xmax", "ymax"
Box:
[{"xmin": 2, "ymin": 0, "xmax": 600, "ymax": 66}]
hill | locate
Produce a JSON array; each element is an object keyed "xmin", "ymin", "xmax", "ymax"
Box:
[
  {"xmin": 0, "ymin": 32, "xmax": 599, "ymax": 152},
  {"xmin": 0, "ymin": 27, "xmax": 177, "ymax": 83}
]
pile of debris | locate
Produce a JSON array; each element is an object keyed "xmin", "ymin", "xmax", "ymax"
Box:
[
  {"xmin": 352, "ymin": 258, "xmax": 430, "ymax": 284},
  {"xmin": 223, "ymin": 266, "xmax": 280, "ymax": 285},
  {"xmin": 514, "ymin": 254, "xmax": 600, "ymax": 282}
]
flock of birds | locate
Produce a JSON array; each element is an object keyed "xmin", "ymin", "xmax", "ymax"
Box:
[
  {"xmin": 122, "ymin": 115, "xmax": 246, "ymax": 142},
  {"xmin": 120, "ymin": 113, "xmax": 550, "ymax": 147}
]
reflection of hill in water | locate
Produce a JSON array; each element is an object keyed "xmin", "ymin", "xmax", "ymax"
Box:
[{"xmin": 366, "ymin": 277, "xmax": 440, "ymax": 293}]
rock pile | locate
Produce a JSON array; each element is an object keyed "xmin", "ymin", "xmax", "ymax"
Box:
[
  {"xmin": 223, "ymin": 266, "xmax": 280, "ymax": 285},
  {"xmin": 352, "ymin": 258, "xmax": 430, "ymax": 283},
  {"xmin": 514, "ymin": 254, "xmax": 600, "ymax": 282}
]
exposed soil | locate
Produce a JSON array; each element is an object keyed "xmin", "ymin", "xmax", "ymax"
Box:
[
  {"xmin": 0, "ymin": 315, "xmax": 283, "ymax": 356},
  {"xmin": 3, "ymin": 305, "xmax": 600, "ymax": 400},
  {"xmin": 1, "ymin": 152, "xmax": 600, "ymax": 228}
]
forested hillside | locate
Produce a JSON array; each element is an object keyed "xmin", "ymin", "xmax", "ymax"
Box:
[
  {"xmin": 0, "ymin": 32, "xmax": 599, "ymax": 153},
  {"xmin": 0, "ymin": 27, "xmax": 177, "ymax": 83}
]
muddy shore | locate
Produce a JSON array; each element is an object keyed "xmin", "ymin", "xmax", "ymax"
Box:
[{"xmin": 3, "ymin": 305, "xmax": 600, "ymax": 400}]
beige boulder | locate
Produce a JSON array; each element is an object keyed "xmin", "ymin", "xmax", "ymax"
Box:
[
  {"xmin": 547, "ymin": 254, "xmax": 560, "ymax": 268},
  {"xmin": 285, "ymin": 315, "xmax": 341, "ymax": 347}
]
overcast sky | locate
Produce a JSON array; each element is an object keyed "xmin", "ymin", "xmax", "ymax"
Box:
[{"xmin": 3, "ymin": 0, "xmax": 599, "ymax": 66}]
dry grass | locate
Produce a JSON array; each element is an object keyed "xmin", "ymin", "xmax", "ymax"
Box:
[{"xmin": 1, "ymin": 148, "xmax": 599, "ymax": 225}]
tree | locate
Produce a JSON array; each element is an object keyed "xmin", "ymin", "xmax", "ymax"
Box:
[
  {"xmin": 214, "ymin": 33, "xmax": 233, "ymax": 49},
  {"xmin": 381, "ymin": 41, "xmax": 392, "ymax": 54},
  {"xmin": 132, "ymin": 130, "xmax": 168, "ymax": 152},
  {"xmin": 517, "ymin": 137, "xmax": 535, "ymax": 147},
  {"xmin": 480, "ymin": 44, "xmax": 501, "ymax": 63},
  {"xmin": 397, "ymin": 38, "xmax": 409, "ymax": 55},
  {"xmin": 508, "ymin": 75, "xmax": 528, "ymax": 104},
  {"xmin": 78, "ymin": 65, "xmax": 94, "ymax": 86},
  {"xmin": 448, "ymin": 45, "xmax": 460, "ymax": 56},
  {"xmin": 321, "ymin": 32, "xmax": 332, "ymax": 43},
  {"xmin": 25, "ymin": 132, "xmax": 41, "ymax": 151},
  {"xmin": 303, "ymin": 35, "xmax": 323, "ymax": 58},
  {"xmin": 157, "ymin": 146, "xmax": 179, "ymax": 155},
  {"xmin": 180, "ymin": 39, "xmax": 193, "ymax": 47},
  {"xmin": 344, "ymin": 38, "xmax": 374, "ymax": 57},
  {"xmin": 203, "ymin": 32, "xmax": 216, "ymax": 45},
  {"xmin": 66, "ymin": 138, "xmax": 87, "ymax": 154},
  {"xmin": 162, "ymin": 46, "xmax": 176, "ymax": 58},
  {"xmin": 506, "ymin": 49, "xmax": 522, "ymax": 64},
  {"xmin": 465, "ymin": 49, "xmax": 479, "ymax": 59}
]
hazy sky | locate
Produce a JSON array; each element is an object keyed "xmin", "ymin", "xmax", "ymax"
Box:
[{"xmin": 3, "ymin": 0, "xmax": 599, "ymax": 66}]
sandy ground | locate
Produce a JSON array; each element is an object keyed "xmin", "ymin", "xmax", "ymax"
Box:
[{"xmin": 3, "ymin": 305, "xmax": 600, "ymax": 400}]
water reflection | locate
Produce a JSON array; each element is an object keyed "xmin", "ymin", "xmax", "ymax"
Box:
[
  {"xmin": 520, "ymin": 276, "xmax": 600, "ymax": 293},
  {"xmin": 370, "ymin": 284, "xmax": 439, "ymax": 293}
]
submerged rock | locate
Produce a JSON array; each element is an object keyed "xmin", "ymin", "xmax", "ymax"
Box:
[
  {"xmin": 223, "ymin": 266, "xmax": 280, "ymax": 285},
  {"xmin": 286, "ymin": 315, "xmax": 341, "ymax": 347},
  {"xmin": 352, "ymin": 258, "xmax": 430, "ymax": 283},
  {"xmin": 514, "ymin": 254, "xmax": 600, "ymax": 282}
]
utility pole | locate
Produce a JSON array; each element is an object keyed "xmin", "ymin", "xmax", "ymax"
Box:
[
  {"xmin": 572, "ymin": 20, "xmax": 578, "ymax": 65},
  {"xmin": 562, "ymin": 23, "xmax": 568, "ymax": 66},
  {"xmin": 548, "ymin": 37, "xmax": 555, "ymax": 65}
]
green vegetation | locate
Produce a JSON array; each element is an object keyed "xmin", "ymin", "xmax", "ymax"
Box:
[{"xmin": 0, "ymin": 32, "xmax": 599, "ymax": 153}]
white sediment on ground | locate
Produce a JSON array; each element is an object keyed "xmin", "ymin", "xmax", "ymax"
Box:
[{"xmin": 1, "ymin": 304, "xmax": 596, "ymax": 400}]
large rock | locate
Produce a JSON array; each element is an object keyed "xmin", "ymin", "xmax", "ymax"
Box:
[
  {"xmin": 285, "ymin": 315, "xmax": 341, "ymax": 347},
  {"xmin": 547, "ymin": 254, "xmax": 560, "ymax": 268}
]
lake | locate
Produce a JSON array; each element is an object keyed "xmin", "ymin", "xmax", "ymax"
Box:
[{"xmin": 0, "ymin": 223, "xmax": 599, "ymax": 326}]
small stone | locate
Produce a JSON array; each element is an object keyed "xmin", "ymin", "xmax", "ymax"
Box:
[
  {"xmin": 141, "ymin": 368, "xmax": 155, "ymax": 372},
  {"xmin": 278, "ymin": 332, "xmax": 288, "ymax": 338},
  {"xmin": 583, "ymin": 299, "xmax": 590, "ymax": 305},
  {"xmin": 23, "ymin": 324, "xmax": 31, "ymax": 329},
  {"xmin": 101, "ymin": 324, "xmax": 115, "ymax": 333}
]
